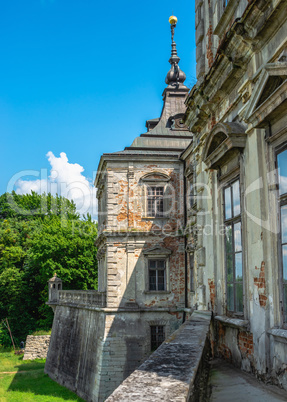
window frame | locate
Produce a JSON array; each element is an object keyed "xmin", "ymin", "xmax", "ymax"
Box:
[
  {"xmin": 148, "ymin": 259, "xmax": 166, "ymax": 291},
  {"xmin": 147, "ymin": 186, "xmax": 164, "ymax": 217},
  {"xmin": 150, "ymin": 325, "xmax": 165, "ymax": 351},
  {"xmin": 143, "ymin": 247, "xmax": 171, "ymax": 294},
  {"xmin": 140, "ymin": 172, "xmax": 171, "ymax": 219},
  {"xmin": 223, "ymin": 177, "xmax": 244, "ymax": 317},
  {"xmin": 276, "ymin": 144, "xmax": 287, "ymax": 326}
]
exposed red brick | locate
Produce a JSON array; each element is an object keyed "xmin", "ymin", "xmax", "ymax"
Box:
[
  {"xmin": 208, "ymin": 279, "xmax": 216, "ymax": 311},
  {"xmin": 254, "ymin": 261, "xmax": 267, "ymax": 307},
  {"xmin": 238, "ymin": 331, "xmax": 254, "ymax": 357}
]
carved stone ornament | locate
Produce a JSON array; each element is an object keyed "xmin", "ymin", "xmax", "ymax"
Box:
[{"xmin": 203, "ymin": 122, "xmax": 247, "ymax": 169}]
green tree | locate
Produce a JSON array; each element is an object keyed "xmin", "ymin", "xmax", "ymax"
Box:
[{"xmin": 0, "ymin": 192, "xmax": 98, "ymax": 346}]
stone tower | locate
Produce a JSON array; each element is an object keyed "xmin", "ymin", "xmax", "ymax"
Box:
[{"xmin": 45, "ymin": 17, "xmax": 193, "ymax": 402}]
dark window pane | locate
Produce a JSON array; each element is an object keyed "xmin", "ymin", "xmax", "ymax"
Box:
[
  {"xmin": 235, "ymin": 283, "xmax": 243, "ymax": 312},
  {"xmin": 282, "ymin": 245, "xmax": 287, "ymax": 281},
  {"xmin": 156, "ymin": 260, "xmax": 165, "ymax": 269},
  {"xmin": 149, "ymin": 270, "xmax": 156, "ymax": 291},
  {"xmin": 232, "ymin": 180, "xmax": 241, "ymax": 217},
  {"xmin": 157, "ymin": 326, "xmax": 164, "ymax": 343},
  {"xmin": 281, "ymin": 205, "xmax": 287, "ymax": 244},
  {"xmin": 224, "ymin": 187, "xmax": 232, "ymax": 219},
  {"xmin": 151, "ymin": 325, "xmax": 165, "ymax": 351},
  {"xmin": 278, "ymin": 150, "xmax": 287, "ymax": 196},
  {"xmin": 226, "ymin": 253, "xmax": 233, "ymax": 283},
  {"xmin": 155, "ymin": 199, "xmax": 163, "ymax": 216},
  {"xmin": 148, "ymin": 260, "xmax": 165, "ymax": 291},
  {"xmin": 227, "ymin": 284, "xmax": 234, "ymax": 311},
  {"xmin": 225, "ymin": 225, "xmax": 233, "ymax": 254},
  {"xmin": 235, "ymin": 252, "xmax": 243, "ymax": 281},
  {"xmin": 157, "ymin": 270, "xmax": 165, "ymax": 290},
  {"xmin": 234, "ymin": 222, "xmax": 242, "ymax": 252}
]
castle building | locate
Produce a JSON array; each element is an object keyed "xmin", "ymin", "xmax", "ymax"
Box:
[
  {"xmin": 45, "ymin": 1, "xmax": 287, "ymax": 400},
  {"xmin": 45, "ymin": 16, "xmax": 192, "ymax": 402},
  {"xmin": 183, "ymin": 0, "xmax": 287, "ymax": 386}
]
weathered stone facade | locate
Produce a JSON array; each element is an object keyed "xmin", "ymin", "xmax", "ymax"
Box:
[
  {"xmin": 45, "ymin": 1, "xmax": 287, "ymax": 400},
  {"xmin": 183, "ymin": 0, "xmax": 287, "ymax": 390},
  {"xmin": 45, "ymin": 20, "xmax": 193, "ymax": 401}
]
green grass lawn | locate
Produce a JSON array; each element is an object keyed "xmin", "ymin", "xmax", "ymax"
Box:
[{"xmin": 0, "ymin": 350, "xmax": 84, "ymax": 401}]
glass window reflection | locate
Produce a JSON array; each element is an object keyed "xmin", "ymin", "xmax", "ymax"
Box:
[
  {"xmin": 225, "ymin": 187, "xmax": 232, "ymax": 220},
  {"xmin": 232, "ymin": 180, "xmax": 241, "ymax": 216},
  {"xmin": 234, "ymin": 222, "xmax": 242, "ymax": 252},
  {"xmin": 235, "ymin": 253, "xmax": 243, "ymax": 281},
  {"xmin": 281, "ymin": 205, "xmax": 287, "ymax": 244},
  {"xmin": 278, "ymin": 149, "xmax": 287, "ymax": 196}
]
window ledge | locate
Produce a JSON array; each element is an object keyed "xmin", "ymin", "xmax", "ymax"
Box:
[
  {"xmin": 215, "ymin": 315, "xmax": 249, "ymax": 330},
  {"xmin": 142, "ymin": 217, "xmax": 167, "ymax": 220},
  {"xmin": 144, "ymin": 291, "xmax": 171, "ymax": 295},
  {"xmin": 268, "ymin": 328, "xmax": 287, "ymax": 343}
]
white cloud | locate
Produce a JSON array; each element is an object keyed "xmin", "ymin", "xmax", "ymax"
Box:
[{"xmin": 15, "ymin": 152, "xmax": 98, "ymax": 220}]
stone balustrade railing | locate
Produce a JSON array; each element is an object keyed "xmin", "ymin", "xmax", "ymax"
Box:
[{"xmin": 58, "ymin": 290, "xmax": 106, "ymax": 308}]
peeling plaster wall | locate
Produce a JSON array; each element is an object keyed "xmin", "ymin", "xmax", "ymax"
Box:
[
  {"xmin": 98, "ymin": 158, "xmax": 186, "ymax": 312},
  {"xmin": 185, "ymin": 0, "xmax": 287, "ymax": 390}
]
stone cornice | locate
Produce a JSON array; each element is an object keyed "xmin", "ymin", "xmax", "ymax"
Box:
[{"xmin": 185, "ymin": 0, "xmax": 287, "ymax": 134}]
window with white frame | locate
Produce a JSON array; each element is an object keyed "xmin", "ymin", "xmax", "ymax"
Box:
[
  {"xmin": 143, "ymin": 246, "xmax": 171, "ymax": 293},
  {"xmin": 148, "ymin": 259, "xmax": 166, "ymax": 291},
  {"xmin": 277, "ymin": 149, "xmax": 287, "ymax": 323},
  {"xmin": 140, "ymin": 172, "xmax": 171, "ymax": 218},
  {"xmin": 147, "ymin": 186, "xmax": 164, "ymax": 217},
  {"xmin": 224, "ymin": 179, "xmax": 243, "ymax": 314}
]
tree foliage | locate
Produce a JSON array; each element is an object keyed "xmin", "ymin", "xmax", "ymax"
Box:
[{"xmin": 0, "ymin": 192, "xmax": 98, "ymax": 346}]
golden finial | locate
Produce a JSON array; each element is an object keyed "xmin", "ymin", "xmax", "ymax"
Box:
[{"xmin": 169, "ymin": 15, "xmax": 178, "ymax": 25}]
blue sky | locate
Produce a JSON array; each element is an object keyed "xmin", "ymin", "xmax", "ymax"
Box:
[{"xmin": 0, "ymin": 0, "xmax": 196, "ymax": 216}]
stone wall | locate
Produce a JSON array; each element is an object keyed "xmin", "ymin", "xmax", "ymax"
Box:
[
  {"xmin": 45, "ymin": 305, "xmax": 106, "ymax": 401},
  {"xmin": 23, "ymin": 335, "xmax": 51, "ymax": 360},
  {"xmin": 106, "ymin": 311, "xmax": 211, "ymax": 402},
  {"xmin": 45, "ymin": 301, "xmax": 184, "ymax": 401}
]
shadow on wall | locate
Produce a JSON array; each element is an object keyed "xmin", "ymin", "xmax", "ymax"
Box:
[{"xmin": 94, "ymin": 229, "xmax": 186, "ymax": 399}]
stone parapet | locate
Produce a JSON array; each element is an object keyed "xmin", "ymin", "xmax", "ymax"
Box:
[
  {"xmin": 106, "ymin": 311, "xmax": 211, "ymax": 401},
  {"xmin": 23, "ymin": 335, "xmax": 51, "ymax": 360},
  {"xmin": 57, "ymin": 290, "xmax": 106, "ymax": 308}
]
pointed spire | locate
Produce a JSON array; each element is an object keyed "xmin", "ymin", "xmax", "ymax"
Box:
[{"xmin": 165, "ymin": 16, "xmax": 186, "ymax": 87}]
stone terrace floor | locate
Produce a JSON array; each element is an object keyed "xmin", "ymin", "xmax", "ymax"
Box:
[{"xmin": 209, "ymin": 359, "xmax": 287, "ymax": 402}]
